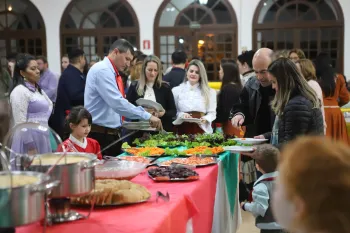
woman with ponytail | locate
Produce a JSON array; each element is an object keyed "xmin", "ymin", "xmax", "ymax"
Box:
[{"xmin": 9, "ymin": 53, "xmax": 53, "ymax": 159}]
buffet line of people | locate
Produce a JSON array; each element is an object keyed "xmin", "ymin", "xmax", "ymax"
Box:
[{"xmin": 7, "ymin": 38, "xmax": 350, "ymax": 160}]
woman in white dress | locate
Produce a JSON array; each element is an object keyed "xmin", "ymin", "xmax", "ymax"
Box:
[
  {"xmin": 9, "ymin": 54, "xmax": 53, "ymax": 168},
  {"xmin": 172, "ymin": 59, "xmax": 217, "ymax": 134}
]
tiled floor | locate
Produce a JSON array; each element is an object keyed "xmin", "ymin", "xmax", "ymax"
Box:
[{"xmin": 237, "ymin": 211, "xmax": 259, "ymax": 233}]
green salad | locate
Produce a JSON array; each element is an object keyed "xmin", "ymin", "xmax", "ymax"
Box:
[
  {"xmin": 132, "ymin": 132, "xmax": 237, "ymax": 148},
  {"xmin": 164, "ymin": 148, "xmax": 187, "ymax": 156}
]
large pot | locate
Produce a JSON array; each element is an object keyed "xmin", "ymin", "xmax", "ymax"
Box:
[
  {"xmin": 0, "ymin": 171, "xmax": 59, "ymax": 227},
  {"xmin": 27, "ymin": 152, "xmax": 98, "ymax": 198}
]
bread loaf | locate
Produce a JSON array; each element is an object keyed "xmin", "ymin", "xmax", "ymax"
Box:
[{"xmin": 71, "ymin": 180, "xmax": 151, "ymax": 206}]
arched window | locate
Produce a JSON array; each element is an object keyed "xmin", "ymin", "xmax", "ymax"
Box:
[
  {"xmin": 253, "ymin": 0, "xmax": 344, "ymax": 72},
  {"xmin": 60, "ymin": 0, "xmax": 139, "ymax": 62},
  {"xmin": 0, "ymin": 0, "xmax": 46, "ymax": 58},
  {"xmin": 154, "ymin": 0, "xmax": 238, "ymax": 81}
]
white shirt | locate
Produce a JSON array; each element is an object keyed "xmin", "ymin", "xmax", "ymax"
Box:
[
  {"xmin": 144, "ymin": 82, "xmax": 156, "ymax": 102},
  {"xmin": 308, "ymin": 80, "xmax": 326, "ymax": 134},
  {"xmin": 84, "ymin": 57, "xmax": 151, "ymax": 128},
  {"xmin": 10, "ymin": 84, "xmax": 52, "ymax": 126},
  {"xmin": 69, "ymin": 134, "xmax": 87, "ymax": 149},
  {"xmin": 172, "ymin": 82, "xmax": 217, "ymax": 133}
]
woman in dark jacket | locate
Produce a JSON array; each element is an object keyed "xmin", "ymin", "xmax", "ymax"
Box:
[
  {"xmin": 256, "ymin": 58, "xmax": 324, "ymax": 147},
  {"xmin": 127, "ymin": 55, "xmax": 176, "ymax": 132},
  {"xmin": 216, "ymin": 59, "xmax": 243, "ymax": 136}
]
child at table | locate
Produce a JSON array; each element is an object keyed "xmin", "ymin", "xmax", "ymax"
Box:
[
  {"xmin": 57, "ymin": 106, "xmax": 102, "ymax": 159},
  {"xmin": 240, "ymin": 144, "xmax": 286, "ymax": 233}
]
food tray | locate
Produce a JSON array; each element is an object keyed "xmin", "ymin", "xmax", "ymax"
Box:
[
  {"xmin": 71, "ymin": 196, "xmax": 151, "ymax": 207},
  {"xmin": 147, "ymin": 166, "xmax": 199, "ymax": 182},
  {"xmin": 147, "ymin": 172, "xmax": 199, "ymax": 182},
  {"xmin": 124, "ymin": 148, "xmax": 166, "ymax": 158},
  {"xmin": 185, "ymin": 154, "xmax": 219, "ymax": 157},
  {"xmin": 116, "ymin": 156, "xmax": 154, "ymax": 164},
  {"xmin": 159, "ymin": 157, "xmax": 218, "ymax": 168}
]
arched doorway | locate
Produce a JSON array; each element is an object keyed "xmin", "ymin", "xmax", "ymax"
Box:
[
  {"xmin": 0, "ymin": 0, "xmax": 46, "ymax": 58},
  {"xmin": 253, "ymin": 0, "xmax": 344, "ymax": 72},
  {"xmin": 154, "ymin": 0, "xmax": 238, "ymax": 81},
  {"xmin": 60, "ymin": 0, "xmax": 139, "ymax": 62}
]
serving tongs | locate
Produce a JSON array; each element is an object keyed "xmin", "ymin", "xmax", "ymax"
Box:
[{"xmin": 156, "ymin": 191, "xmax": 170, "ymax": 203}]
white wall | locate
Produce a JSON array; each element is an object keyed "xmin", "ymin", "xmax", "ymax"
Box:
[
  {"xmin": 128, "ymin": 0, "xmax": 163, "ymax": 55},
  {"xmin": 338, "ymin": 0, "xmax": 350, "ymax": 80},
  {"xmin": 29, "ymin": 0, "xmax": 70, "ymax": 75},
  {"xmin": 29, "ymin": 0, "xmax": 350, "ymax": 80}
]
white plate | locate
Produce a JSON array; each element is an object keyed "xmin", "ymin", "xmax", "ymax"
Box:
[
  {"xmin": 136, "ymin": 98, "xmax": 164, "ymax": 112},
  {"xmin": 232, "ymin": 138, "xmax": 268, "ymax": 145},
  {"xmin": 223, "ymin": 146, "xmax": 255, "ymax": 153},
  {"xmin": 182, "ymin": 118, "xmax": 202, "ymax": 124}
]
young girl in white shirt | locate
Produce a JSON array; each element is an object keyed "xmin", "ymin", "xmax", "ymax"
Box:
[{"xmin": 58, "ymin": 106, "xmax": 102, "ymax": 159}]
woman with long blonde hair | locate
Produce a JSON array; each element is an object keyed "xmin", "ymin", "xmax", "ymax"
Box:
[
  {"xmin": 126, "ymin": 55, "xmax": 176, "ymax": 132},
  {"xmin": 273, "ymin": 136, "xmax": 350, "ymax": 233},
  {"xmin": 256, "ymin": 58, "xmax": 324, "ymax": 147},
  {"xmin": 172, "ymin": 59, "xmax": 217, "ymax": 134}
]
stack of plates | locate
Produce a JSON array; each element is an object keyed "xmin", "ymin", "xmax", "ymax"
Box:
[
  {"xmin": 122, "ymin": 121, "xmax": 156, "ymax": 131},
  {"xmin": 224, "ymin": 138, "xmax": 268, "ymax": 153},
  {"xmin": 231, "ymin": 138, "xmax": 268, "ymax": 145},
  {"xmin": 182, "ymin": 118, "xmax": 202, "ymax": 124}
]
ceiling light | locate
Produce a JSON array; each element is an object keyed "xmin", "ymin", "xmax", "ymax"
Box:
[
  {"xmin": 179, "ymin": 38, "xmax": 184, "ymax": 44},
  {"xmin": 199, "ymin": 0, "xmax": 208, "ymax": 5}
]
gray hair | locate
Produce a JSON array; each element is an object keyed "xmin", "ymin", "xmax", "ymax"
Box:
[
  {"xmin": 109, "ymin": 39, "xmax": 135, "ymax": 56},
  {"xmin": 137, "ymin": 55, "xmax": 163, "ymax": 96},
  {"xmin": 184, "ymin": 59, "xmax": 211, "ymax": 107}
]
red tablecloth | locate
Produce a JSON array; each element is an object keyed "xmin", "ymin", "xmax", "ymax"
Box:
[{"xmin": 17, "ymin": 165, "xmax": 218, "ymax": 233}]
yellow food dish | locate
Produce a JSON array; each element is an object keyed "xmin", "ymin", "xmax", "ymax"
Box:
[
  {"xmin": 0, "ymin": 175, "xmax": 39, "ymax": 188},
  {"xmin": 31, "ymin": 155, "xmax": 89, "ymax": 165}
]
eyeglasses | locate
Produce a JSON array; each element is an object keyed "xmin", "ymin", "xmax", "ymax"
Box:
[{"xmin": 254, "ymin": 69, "xmax": 268, "ymax": 75}]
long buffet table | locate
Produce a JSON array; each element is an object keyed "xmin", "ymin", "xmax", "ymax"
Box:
[{"xmin": 17, "ymin": 152, "xmax": 241, "ymax": 233}]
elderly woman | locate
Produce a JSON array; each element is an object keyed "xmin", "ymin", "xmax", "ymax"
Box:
[
  {"xmin": 172, "ymin": 59, "xmax": 217, "ymax": 134},
  {"xmin": 288, "ymin": 48, "xmax": 306, "ymax": 63},
  {"xmin": 126, "ymin": 55, "xmax": 176, "ymax": 132},
  {"xmin": 273, "ymin": 136, "xmax": 350, "ymax": 233}
]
